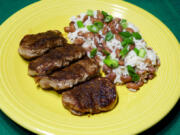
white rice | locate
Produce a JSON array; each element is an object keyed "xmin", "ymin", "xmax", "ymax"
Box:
[{"xmin": 67, "ymin": 11, "xmax": 159, "ymax": 84}]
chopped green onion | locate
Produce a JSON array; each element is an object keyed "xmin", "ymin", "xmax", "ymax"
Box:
[
  {"xmin": 103, "ymin": 56, "xmax": 119, "ymax": 68},
  {"xmin": 87, "ymin": 10, "xmax": 93, "ymax": 16},
  {"xmin": 77, "ymin": 21, "xmax": 84, "ymax": 28},
  {"xmin": 102, "ymin": 49, "xmax": 110, "ymax": 56},
  {"xmin": 87, "ymin": 25, "xmax": 99, "ymax": 33},
  {"xmin": 90, "ymin": 48, "xmax": 97, "ymax": 58},
  {"xmin": 105, "ymin": 31, "xmax": 114, "ymax": 41},
  {"xmin": 127, "ymin": 65, "xmax": 140, "ymax": 82},
  {"xmin": 120, "ymin": 46, "xmax": 129, "ymax": 58},
  {"xmin": 101, "ymin": 11, "xmax": 108, "ymax": 17},
  {"xmin": 133, "ymin": 48, "xmax": 139, "ymax": 55},
  {"xmin": 132, "ymin": 32, "xmax": 142, "ymax": 40},
  {"xmin": 138, "ymin": 48, "xmax": 146, "ymax": 58},
  {"xmin": 120, "ymin": 19, "xmax": 127, "ymax": 29},
  {"xmin": 104, "ymin": 15, "xmax": 113, "ymax": 23},
  {"xmin": 124, "ymin": 36, "xmax": 134, "ymax": 44},
  {"xmin": 94, "ymin": 22, "xmax": 104, "ymax": 29},
  {"xmin": 119, "ymin": 31, "xmax": 132, "ymax": 38},
  {"xmin": 121, "ymin": 40, "xmax": 127, "ymax": 47}
]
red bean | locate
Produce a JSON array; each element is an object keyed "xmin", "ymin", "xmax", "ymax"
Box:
[
  {"xmin": 74, "ymin": 38, "xmax": 84, "ymax": 45},
  {"xmin": 83, "ymin": 15, "xmax": 88, "ymax": 22},
  {"xmin": 126, "ymin": 82, "xmax": 140, "ymax": 90},
  {"xmin": 137, "ymin": 81, "xmax": 144, "ymax": 87},
  {"xmin": 117, "ymin": 24, "xmax": 123, "ymax": 33},
  {"xmin": 118, "ymin": 60, "xmax": 124, "ymax": 66},
  {"xmin": 126, "ymin": 28, "xmax": 134, "ymax": 33},
  {"xmin": 64, "ymin": 27, "xmax": 71, "ymax": 33},
  {"xmin": 129, "ymin": 44, "xmax": 135, "ymax": 50},
  {"xmin": 103, "ymin": 64, "xmax": 112, "ymax": 74},
  {"xmin": 148, "ymin": 66, "xmax": 156, "ymax": 73},
  {"xmin": 94, "ymin": 38, "xmax": 99, "ymax": 47},
  {"xmin": 137, "ymin": 70, "xmax": 146, "ymax": 75},
  {"xmin": 121, "ymin": 75, "xmax": 132, "ymax": 83},
  {"xmin": 77, "ymin": 31, "xmax": 84, "ymax": 36},
  {"xmin": 106, "ymin": 72, "xmax": 116, "ymax": 82},
  {"xmin": 102, "ymin": 24, "xmax": 108, "ymax": 35},
  {"xmin": 145, "ymin": 58, "xmax": 152, "ymax": 64},
  {"xmin": 148, "ymin": 74, "xmax": 155, "ymax": 80},
  {"xmin": 102, "ymin": 41, "xmax": 112, "ymax": 53},
  {"xmin": 115, "ymin": 34, "xmax": 123, "ymax": 42}
]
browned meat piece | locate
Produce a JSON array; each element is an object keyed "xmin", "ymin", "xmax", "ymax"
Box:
[
  {"xmin": 18, "ymin": 30, "xmax": 67, "ymax": 59},
  {"xmin": 62, "ymin": 77, "xmax": 118, "ymax": 115},
  {"xmin": 36, "ymin": 58, "xmax": 99, "ymax": 90},
  {"xmin": 28, "ymin": 45, "xmax": 86, "ymax": 76}
]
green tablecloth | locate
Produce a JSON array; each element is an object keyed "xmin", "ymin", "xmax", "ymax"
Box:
[{"xmin": 0, "ymin": 0, "xmax": 179, "ymax": 134}]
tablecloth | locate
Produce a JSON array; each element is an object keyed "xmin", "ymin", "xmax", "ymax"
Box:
[{"xmin": 0, "ymin": 0, "xmax": 179, "ymax": 134}]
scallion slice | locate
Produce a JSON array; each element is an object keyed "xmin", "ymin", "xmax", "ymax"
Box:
[
  {"xmin": 105, "ymin": 31, "xmax": 114, "ymax": 41},
  {"xmin": 138, "ymin": 48, "xmax": 146, "ymax": 58},
  {"xmin": 101, "ymin": 11, "xmax": 108, "ymax": 17},
  {"xmin": 120, "ymin": 46, "xmax": 129, "ymax": 58},
  {"xmin": 127, "ymin": 65, "xmax": 140, "ymax": 82},
  {"xmin": 104, "ymin": 15, "xmax": 113, "ymax": 23},
  {"xmin": 87, "ymin": 25, "xmax": 99, "ymax": 33},
  {"xmin": 90, "ymin": 48, "xmax": 97, "ymax": 58},
  {"xmin": 132, "ymin": 32, "xmax": 142, "ymax": 40},
  {"xmin": 120, "ymin": 19, "xmax": 127, "ymax": 29},
  {"xmin": 103, "ymin": 56, "xmax": 119, "ymax": 68},
  {"xmin": 133, "ymin": 48, "xmax": 139, "ymax": 55},
  {"xmin": 77, "ymin": 21, "xmax": 84, "ymax": 28},
  {"xmin": 94, "ymin": 22, "xmax": 104, "ymax": 29},
  {"xmin": 87, "ymin": 10, "xmax": 93, "ymax": 16}
]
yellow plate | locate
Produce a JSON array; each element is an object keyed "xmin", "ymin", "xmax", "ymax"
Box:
[{"xmin": 0, "ymin": 0, "xmax": 180, "ymax": 134}]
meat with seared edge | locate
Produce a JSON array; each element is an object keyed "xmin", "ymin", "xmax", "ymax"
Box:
[
  {"xmin": 36, "ymin": 58, "xmax": 99, "ymax": 90},
  {"xmin": 28, "ymin": 44, "xmax": 86, "ymax": 76},
  {"xmin": 62, "ymin": 77, "xmax": 118, "ymax": 115},
  {"xmin": 19, "ymin": 30, "xmax": 67, "ymax": 59}
]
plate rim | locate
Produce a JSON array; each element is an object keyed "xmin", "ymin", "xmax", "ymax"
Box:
[{"xmin": 0, "ymin": 0, "xmax": 179, "ymax": 134}]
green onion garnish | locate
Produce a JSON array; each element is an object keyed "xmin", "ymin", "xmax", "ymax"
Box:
[
  {"xmin": 102, "ymin": 49, "xmax": 110, "ymax": 56},
  {"xmin": 105, "ymin": 31, "xmax": 114, "ymax": 41},
  {"xmin": 87, "ymin": 10, "xmax": 93, "ymax": 16},
  {"xmin": 90, "ymin": 48, "xmax": 97, "ymax": 58},
  {"xmin": 94, "ymin": 22, "xmax": 104, "ymax": 29},
  {"xmin": 121, "ymin": 40, "xmax": 127, "ymax": 47},
  {"xmin": 133, "ymin": 48, "xmax": 139, "ymax": 55},
  {"xmin": 132, "ymin": 32, "xmax": 142, "ymax": 40},
  {"xmin": 120, "ymin": 19, "xmax": 127, "ymax": 29},
  {"xmin": 127, "ymin": 65, "xmax": 140, "ymax": 82},
  {"xmin": 138, "ymin": 48, "xmax": 146, "ymax": 58},
  {"xmin": 119, "ymin": 31, "xmax": 132, "ymax": 38},
  {"xmin": 120, "ymin": 46, "xmax": 129, "ymax": 58},
  {"xmin": 87, "ymin": 25, "xmax": 99, "ymax": 33},
  {"xmin": 103, "ymin": 56, "xmax": 119, "ymax": 68},
  {"xmin": 101, "ymin": 11, "xmax": 108, "ymax": 17},
  {"xmin": 104, "ymin": 15, "xmax": 113, "ymax": 23},
  {"xmin": 77, "ymin": 21, "xmax": 84, "ymax": 28}
]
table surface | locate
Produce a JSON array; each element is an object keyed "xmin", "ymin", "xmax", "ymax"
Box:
[{"xmin": 0, "ymin": 0, "xmax": 179, "ymax": 135}]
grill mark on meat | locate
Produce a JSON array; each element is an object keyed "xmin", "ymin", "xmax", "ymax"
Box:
[
  {"xmin": 28, "ymin": 45, "xmax": 86, "ymax": 76},
  {"xmin": 62, "ymin": 77, "xmax": 118, "ymax": 115},
  {"xmin": 36, "ymin": 58, "xmax": 99, "ymax": 90},
  {"xmin": 19, "ymin": 30, "xmax": 67, "ymax": 59}
]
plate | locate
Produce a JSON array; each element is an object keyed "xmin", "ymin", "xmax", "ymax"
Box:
[{"xmin": 0, "ymin": 0, "xmax": 180, "ymax": 134}]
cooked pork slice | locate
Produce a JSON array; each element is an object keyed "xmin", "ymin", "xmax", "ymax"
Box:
[
  {"xmin": 28, "ymin": 45, "xmax": 86, "ymax": 76},
  {"xmin": 18, "ymin": 30, "xmax": 67, "ymax": 59},
  {"xmin": 62, "ymin": 77, "xmax": 118, "ymax": 115},
  {"xmin": 36, "ymin": 58, "xmax": 99, "ymax": 90}
]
